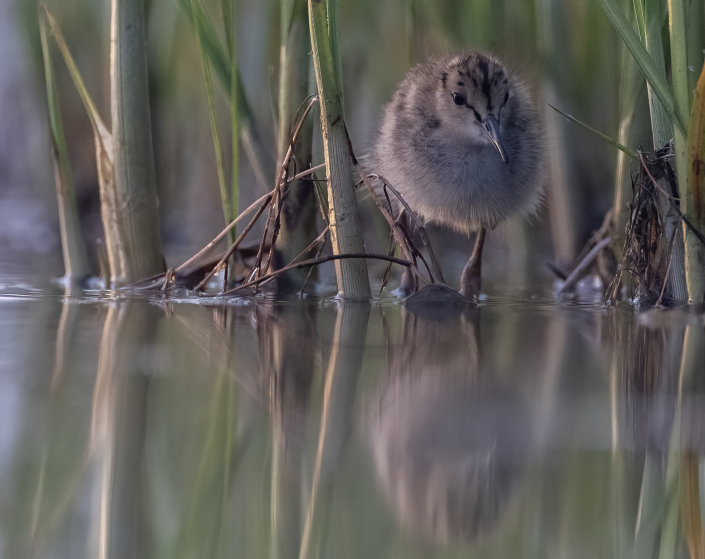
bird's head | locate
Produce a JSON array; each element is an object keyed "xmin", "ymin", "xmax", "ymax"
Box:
[{"xmin": 435, "ymin": 53, "xmax": 516, "ymax": 163}]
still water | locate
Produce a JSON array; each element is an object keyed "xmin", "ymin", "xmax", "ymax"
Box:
[{"xmin": 1, "ymin": 276, "xmax": 703, "ymax": 559}]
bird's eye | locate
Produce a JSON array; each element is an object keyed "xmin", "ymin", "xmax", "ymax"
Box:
[{"xmin": 452, "ymin": 92, "xmax": 466, "ymax": 106}]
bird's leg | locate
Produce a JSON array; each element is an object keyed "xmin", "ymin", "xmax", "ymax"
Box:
[
  {"xmin": 460, "ymin": 228, "xmax": 486, "ymax": 298},
  {"xmin": 396, "ymin": 208, "xmax": 416, "ymax": 297}
]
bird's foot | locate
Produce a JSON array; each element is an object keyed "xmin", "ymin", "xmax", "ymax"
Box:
[
  {"xmin": 460, "ymin": 266, "xmax": 482, "ymax": 299},
  {"xmin": 392, "ymin": 285, "xmax": 414, "ymax": 298},
  {"xmin": 461, "ymin": 228, "xmax": 486, "ymax": 299},
  {"xmin": 393, "ymin": 268, "xmax": 416, "ymax": 298}
]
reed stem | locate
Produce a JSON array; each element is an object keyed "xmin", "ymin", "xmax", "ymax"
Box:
[
  {"xmin": 109, "ymin": 0, "xmax": 165, "ymax": 284},
  {"xmin": 308, "ymin": 0, "xmax": 370, "ymax": 299}
]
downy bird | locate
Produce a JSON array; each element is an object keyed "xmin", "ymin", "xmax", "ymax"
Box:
[{"xmin": 369, "ymin": 52, "xmax": 545, "ymax": 297}]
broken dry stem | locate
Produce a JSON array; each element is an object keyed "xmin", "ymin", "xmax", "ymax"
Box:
[
  {"xmin": 253, "ymin": 226, "xmax": 329, "ymax": 292},
  {"xmin": 126, "ymin": 166, "xmax": 326, "ymax": 291},
  {"xmin": 194, "ymin": 196, "xmax": 271, "ymax": 291},
  {"xmin": 353, "ymin": 167, "xmax": 433, "ymax": 287},
  {"xmin": 176, "ymin": 190, "xmax": 275, "ymax": 275},
  {"xmin": 557, "ymin": 236, "xmax": 612, "ymax": 293},
  {"xmin": 384, "ymin": 184, "xmax": 443, "ymax": 283},
  {"xmin": 249, "ymin": 187, "xmax": 281, "ymax": 285},
  {"xmin": 345, "ymin": 126, "xmax": 442, "ymax": 285},
  {"xmin": 299, "ymin": 234, "xmax": 328, "ymax": 296},
  {"xmin": 288, "ymin": 227, "xmax": 329, "ymax": 266},
  {"xmin": 289, "ymin": 164, "xmax": 326, "ymax": 182},
  {"xmin": 276, "ymin": 96, "xmax": 318, "ymax": 193},
  {"xmin": 160, "ymin": 268, "xmax": 175, "ymax": 291},
  {"xmin": 379, "ymin": 235, "xmax": 399, "ymax": 296},
  {"xmin": 251, "ymin": 96, "xmax": 318, "ymax": 284}
]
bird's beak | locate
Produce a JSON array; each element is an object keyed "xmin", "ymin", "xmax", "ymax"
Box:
[{"xmin": 482, "ymin": 116, "xmax": 508, "ymax": 163}]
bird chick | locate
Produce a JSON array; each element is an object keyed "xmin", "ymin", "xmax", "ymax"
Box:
[{"xmin": 369, "ymin": 52, "xmax": 545, "ymax": 297}]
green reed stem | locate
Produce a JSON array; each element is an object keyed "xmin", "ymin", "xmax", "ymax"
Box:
[
  {"xmin": 670, "ymin": 0, "xmax": 705, "ymax": 302},
  {"xmin": 308, "ymin": 0, "xmax": 370, "ymax": 299},
  {"xmin": 109, "ymin": 0, "xmax": 165, "ymax": 284}
]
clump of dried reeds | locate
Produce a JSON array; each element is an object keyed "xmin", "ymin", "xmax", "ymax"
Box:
[{"xmin": 607, "ymin": 145, "xmax": 680, "ymax": 305}]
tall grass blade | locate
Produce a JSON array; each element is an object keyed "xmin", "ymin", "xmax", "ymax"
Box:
[
  {"xmin": 38, "ymin": 8, "xmax": 90, "ymax": 282},
  {"xmin": 177, "ymin": 0, "xmax": 271, "ymax": 194},
  {"xmin": 219, "ymin": 0, "xmax": 239, "ymax": 225},
  {"xmin": 226, "ymin": 0, "xmax": 239, "ymax": 226},
  {"xmin": 612, "ymin": 6, "xmax": 645, "ymax": 242},
  {"xmin": 598, "ymin": 0, "xmax": 685, "ymax": 135},
  {"xmin": 548, "ymin": 104, "xmax": 639, "ymax": 159},
  {"xmin": 191, "ymin": 0, "xmax": 232, "ymax": 238}
]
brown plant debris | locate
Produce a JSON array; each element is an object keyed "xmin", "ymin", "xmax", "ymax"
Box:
[{"xmin": 606, "ymin": 144, "xmax": 679, "ymax": 305}]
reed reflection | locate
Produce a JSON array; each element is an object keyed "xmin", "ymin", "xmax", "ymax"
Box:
[
  {"xmin": 91, "ymin": 303, "xmax": 156, "ymax": 559},
  {"xmin": 367, "ymin": 304, "xmax": 531, "ymax": 545},
  {"xmin": 260, "ymin": 303, "xmax": 316, "ymax": 559},
  {"xmin": 261, "ymin": 301, "xmax": 371, "ymax": 559}
]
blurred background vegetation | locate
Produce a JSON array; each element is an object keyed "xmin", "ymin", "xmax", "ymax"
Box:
[{"xmin": 0, "ymin": 0, "xmax": 664, "ymax": 290}]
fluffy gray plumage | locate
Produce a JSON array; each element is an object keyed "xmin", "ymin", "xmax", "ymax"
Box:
[{"xmin": 368, "ymin": 52, "xmax": 545, "ymax": 233}]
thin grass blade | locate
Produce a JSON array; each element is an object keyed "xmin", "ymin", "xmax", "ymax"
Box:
[
  {"xmin": 191, "ymin": 0, "xmax": 231, "ymax": 237},
  {"xmin": 38, "ymin": 8, "xmax": 90, "ymax": 281},
  {"xmin": 41, "ymin": 7, "xmax": 112, "ymax": 153},
  {"xmin": 41, "ymin": 5, "xmax": 115, "ymax": 267},
  {"xmin": 225, "ymin": 0, "xmax": 239, "ymax": 225},
  {"xmin": 548, "ymin": 104, "xmax": 639, "ymax": 159}
]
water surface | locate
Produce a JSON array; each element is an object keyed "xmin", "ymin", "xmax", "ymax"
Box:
[{"xmin": 1, "ymin": 273, "xmax": 703, "ymax": 559}]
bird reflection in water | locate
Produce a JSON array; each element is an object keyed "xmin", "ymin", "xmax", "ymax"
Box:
[{"xmin": 366, "ymin": 304, "xmax": 532, "ymax": 545}]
